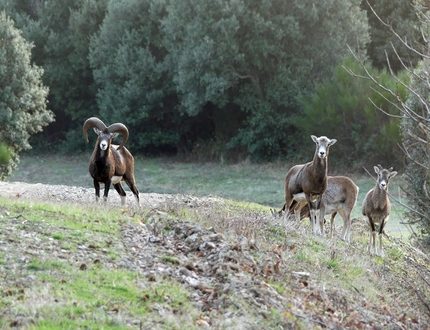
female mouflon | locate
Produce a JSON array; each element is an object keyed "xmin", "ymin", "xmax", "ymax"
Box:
[
  {"xmin": 281, "ymin": 135, "xmax": 337, "ymax": 235},
  {"xmin": 362, "ymin": 165, "xmax": 397, "ymax": 256}
]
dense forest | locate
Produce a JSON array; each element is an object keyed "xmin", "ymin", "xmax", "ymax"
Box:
[{"xmin": 0, "ymin": 1, "xmax": 429, "ymax": 237}]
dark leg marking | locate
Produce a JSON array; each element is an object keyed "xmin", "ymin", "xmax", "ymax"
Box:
[
  {"xmin": 114, "ymin": 183, "xmax": 126, "ymax": 197},
  {"xmin": 93, "ymin": 179, "xmax": 100, "ymax": 198}
]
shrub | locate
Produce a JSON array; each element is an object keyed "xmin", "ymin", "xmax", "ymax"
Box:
[
  {"xmin": 293, "ymin": 58, "xmax": 408, "ymax": 169},
  {"xmin": 0, "ymin": 12, "xmax": 52, "ymax": 178}
]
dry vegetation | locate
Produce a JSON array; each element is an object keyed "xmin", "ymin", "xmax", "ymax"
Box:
[{"xmin": 0, "ymin": 182, "xmax": 429, "ymax": 328}]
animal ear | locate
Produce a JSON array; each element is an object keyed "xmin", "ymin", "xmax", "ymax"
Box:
[
  {"xmin": 111, "ymin": 132, "xmax": 119, "ymax": 139},
  {"xmin": 374, "ymin": 166, "xmax": 380, "ymax": 174},
  {"xmin": 93, "ymin": 128, "xmax": 101, "ymax": 136},
  {"xmin": 329, "ymin": 138, "xmax": 337, "ymax": 146},
  {"xmin": 311, "ymin": 135, "xmax": 318, "ymax": 143},
  {"xmin": 389, "ymin": 171, "xmax": 398, "ymax": 179}
]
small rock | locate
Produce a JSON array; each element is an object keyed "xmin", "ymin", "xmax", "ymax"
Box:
[
  {"xmin": 26, "ymin": 275, "xmax": 36, "ymax": 281},
  {"xmin": 199, "ymin": 241, "xmax": 216, "ymax": 251},
  {"xmin": 196, "ymin": 318, "xmax": 210, "ymax": 328},
  {"xmin": 292, "ymin": 271, "xmax": 310, "ymax": 279},
  {"xmin": 184, "ymin": 276, "xmax": 200, "ymax": 288},
  {"xmin": 207, "ymin": 233, "xmax": 222, "ymax": 242}
]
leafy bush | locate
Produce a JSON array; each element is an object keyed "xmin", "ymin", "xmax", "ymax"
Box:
[
  {"xmin": 0, "ymin": 12, "xmax": 52, "ymax": 178},
  {"xmin": 0, "ymin": 143, "xmax": 10, "ymax": 165},
  {"xmin": 293, "ymin": 58, "xmax": 408, "ymax": 169}
]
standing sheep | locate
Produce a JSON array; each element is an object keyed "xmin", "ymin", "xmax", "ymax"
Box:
[
  {"xmin": 362, "ymin": 165, "xmax": 397, "ymax": 256},
  {"xmin": 281, "ymin": 135, "xmax": 337, "ymax": 235},
  {"xmin": 83, "ymin": 117, "xmax": 140, "ymax": 206}
]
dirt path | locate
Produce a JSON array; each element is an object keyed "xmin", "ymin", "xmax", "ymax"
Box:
[{"xmin": 0, "ymin": 181, "xmax": 221, "ymax": 209}]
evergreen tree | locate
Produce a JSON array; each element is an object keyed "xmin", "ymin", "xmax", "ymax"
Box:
[
  {"xmin": 90, "ymin": 0, "xmax": 182, "ymax": 151},
  {"xmin": 363, "ymin": 0, "xmax": 423, "ymax": 71},
  {"xmin": 163, "ymin": 0, "xmax": 369, "ymax": 159},
  {"xmin": 0, "ymin": 12, "xmax": 52, "ymax": 178}
]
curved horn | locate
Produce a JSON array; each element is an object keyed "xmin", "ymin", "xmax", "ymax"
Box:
[
  {"xmin": 107, "ymin": 123, "xmax": 129, "ymax": 149},
  {"xmin": 83, "ymin": 117, "xmax": 107, "ymax": 143}
]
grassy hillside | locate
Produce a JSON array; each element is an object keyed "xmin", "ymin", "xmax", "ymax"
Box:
[
  {"xmin": 11, "ymin": 155, "xmax": 409, "ymax": 234},
  {"xmin": 0, "ymin": 194, "xmax": 428, "ymax": 328}
]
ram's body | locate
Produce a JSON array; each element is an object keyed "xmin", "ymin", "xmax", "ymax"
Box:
[{"xmin": 83, "ymin": 117, "xmax": 140, "ymax": 206}]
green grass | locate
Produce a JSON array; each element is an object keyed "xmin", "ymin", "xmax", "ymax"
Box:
[
  {"xmin": 0, "ymin": 197, "xmax": 123, "ymax": 235},
  {"xmin": 28, "ymin": 267, "xmax": 192, "ymax": 329},
  {"xmin": 10, "ymin": 154, "xmax": 409, "ymax": 233},
  {"xmin": 0, "ymin": 198, "xmax": 197, "ymax": 329},
  {"xmin": 27, "ymin": 259, "xmax": 67, "ymax": 272}
]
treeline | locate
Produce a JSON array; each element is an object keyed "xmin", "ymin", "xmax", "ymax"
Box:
[{"xmin": 0, "ymin": 0, "xmax": 422, "ymax": 166}]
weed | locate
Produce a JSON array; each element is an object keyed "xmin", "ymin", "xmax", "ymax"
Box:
[
  {"xmin": 387, "ymin": 246, "xmax": 404, "ymax": 261},
  {"xmin": 51, "ymin": 233, "xmax": 64, "ymax": 240},
  {"xmin": 325, "ymin": 257, "xmax": 340, "ymax": 271},
  {"xmin": 161, "ymin": 255, "xmax": 180, "ymax": 265},
  {"xmin": 309, "ymin": 239, "xmax": 324, "ymax": 253},
  {"xmin": 268, "ymin": 281, "xmax": 286, "ymax": 295},
  {"xmin": 27, "ymin": 259, "xmax": 67, "ymax": 272},
  {"xmin": 295, "ymin": 250, "xmax": 310, "ymax": 263}
]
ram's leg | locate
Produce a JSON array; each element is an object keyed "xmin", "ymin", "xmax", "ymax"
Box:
[
  {"xmin": 124, "ymin": 175, "xmax": 140, "ymax": 207},
  {"xmin": 103, "ymin": 180, "xmax": 111, "ymax": 202},
  {"xmin": 94, "ymin": 179, "xmax": 100, "ymax": 202},
  {"xmin": 114, "ymin": 183, "xmax": 127, "ymax": 206}
]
